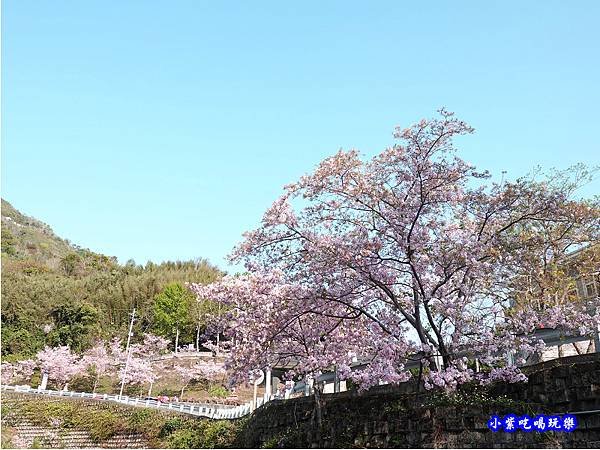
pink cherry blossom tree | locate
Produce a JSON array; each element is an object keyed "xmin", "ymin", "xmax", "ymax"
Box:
[
  {"xmin": 110, "ymin": 334, "xmax": 167, "ymax": 396},
  {"xmin": 36, "ymin": 346, "xmax": 82, "ymax": 390},
  {"xmin": 81, "ymin": 341, "xmax": 114, "ymax": 393},
  {"xmin": 119, "ymin": 356, "xmax": 156, "ymax": 388},
  {"xmin": 198, "ymin": 360, "xmax": 226, "ymax": 379},
  {"xmin": 192, "ymin": 110, "xmax": 599, "ymax": 391},
  {"xmin": 174, "ymin": 360, "xmax": 226, "ymax": 399},
  {"xmin": 108, "ymin": 337, "xmax": 127, "ymax": 361},
  {"xmin": 15, "ymin": 359, "xmax": 36, "ymax": 382},
  {"xmin": 134, "ymin": 333, "xmax": 170, "ymax": 358},
  {"xmin": 1, "ymin": 363, "xmax": 16, "ymax": 385},
  {"xmin": 174, "ymin": 364, "xmax": 201, "ymax": 399},
  {"xmin": 1, "ymin": 360, "xmax": 36, "ymax": 386}
]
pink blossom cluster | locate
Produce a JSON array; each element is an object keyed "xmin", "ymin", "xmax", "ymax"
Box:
[
  {"xmin": 478, "ymin": 366, "xmax": 528, "ymax": 386},
  {"xmin": 191, "ymin": 110, "xmax": 599, "ymax": 391},
  {"xmin": 424, "ymin": 367, "xmax": 474, "ymax": 391},
  {"xmin": 173, "ymin": 360, "xmax": 226, "ymax": 396},
  {"xmin": 119, "ymin": 356, "xmax": 157, "ymax": 386},
  {"xmin": 2, "ymin": 333, "xmax": 171, "ymax": 391},
  {"xmin": 36, "ymin": 346, "xmax": 81, "ymax": 388},
  {"xmin": 1, "ymin": 359, "xmax": 36, "ymax": 385},
  {"xmin": 111, "ymin": 333, "xmax": 170, "ymax": 387}
]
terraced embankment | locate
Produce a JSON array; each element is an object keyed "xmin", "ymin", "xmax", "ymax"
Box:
[{"xmin": 0, "ymin": 391, "xmax": 242, "ymax": 448}]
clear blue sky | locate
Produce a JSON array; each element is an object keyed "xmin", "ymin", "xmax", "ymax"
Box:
[{"xmin": 2, "ymin": 1, "xmax": 599, "ymax": 272}]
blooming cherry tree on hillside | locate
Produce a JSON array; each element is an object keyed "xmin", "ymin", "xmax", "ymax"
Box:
[
  {"xmin": 119, "ymin": 356, "xmax": 157, "ymax": 388},
  {"xmin": 1, "ymin": 363, "xmax": 16, "ymax": 385},
  {"xmin": 109, "ymin": 334, "xmax": 168, "ymax": 396},
  {"xmin": 174, "ymin": 360, "xmax": 226, "ymax": 398},
  {"xmin": 192, "ymin": 110, "xmax": 600, "ymax": 391},
  {"xmin": 81, "ymin": 341, "xmax": 114, "ymax": 393},
  {"xmin": 2, "ymin": 359, "xmax": 37, "ymax": 386},
  {"xmin": 197, "ymin": 360, "xmax": 226, "ymax": 380},
  {"xmin": 134, "ymin": 333, "xmax": 170, "ymax": 358},
  {"xmin": 15, "ymin": 359, "xmax": 36, "ymax": 381},
  {"xmin": 36, "ymin": 346, "xmax": 82, "ymax": 389}
]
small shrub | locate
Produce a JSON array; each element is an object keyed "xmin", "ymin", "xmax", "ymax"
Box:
[
  {"xmin": 208, "ymin": 385, "xmax": 229, "ymax": 398},
  {"xmin": 168, "ymin": 428, "xmax": 200, "ymax": 448},
  {"xmin": 201, "ymin": 420, "xmax": 238, "ymax": 448},
  {"xmin": 261, "ymin": 435, "xmax": 280, "ymax": 448},
  {"xmin": 422, "ymin": 385, "xmax": 542, "ymax": 416},
  {"xmin": 78, "ymin": 410, "xmax": 122, "ymax": 442},
  {"xmin": 69, "ymin": 373, "xmax": 96, "ymax": 392},
  {"xmin": 159, "ymin": 416, "xmax": 185, "ymax": 438}
]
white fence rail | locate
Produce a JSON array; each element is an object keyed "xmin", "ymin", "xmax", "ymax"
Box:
[{"xmin": 0, "ymin": 384, "xmax": 265, "ymax": 420}]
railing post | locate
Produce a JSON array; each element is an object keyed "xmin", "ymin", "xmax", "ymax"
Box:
[
  {"xmin": 265, "ymin": 368, "xmax": 272, "ymax": 400},
  {"xmin": 506, "ymin": 350, "xmax": 515, "ymax": 366},
  {"xmin": 285, "ymin": 381, "xmax": 294, "ymax": 399}
]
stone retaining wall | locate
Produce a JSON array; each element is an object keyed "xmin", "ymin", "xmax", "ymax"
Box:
[{"xmin": 238, "ymin": 354, "xmax": 600, "ymax": 448}]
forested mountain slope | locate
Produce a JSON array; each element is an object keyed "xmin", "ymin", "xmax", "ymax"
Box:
[{"xmin": 1, "ymin": 199, "xmax": 224, "ymax": 361}]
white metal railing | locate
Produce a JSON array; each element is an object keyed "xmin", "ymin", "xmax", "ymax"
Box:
[{"xmin": 0, "ymin": 384, "xmax": 257, "ymax": 420}]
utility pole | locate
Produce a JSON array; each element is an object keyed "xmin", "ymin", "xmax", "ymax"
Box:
[{"xmin": 119, "ymin": 308, "xmax": 136, "ymax": 400}]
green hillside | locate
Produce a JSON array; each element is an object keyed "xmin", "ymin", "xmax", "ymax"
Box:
[
  {"xmin": 1, "ymin": 199, "xmax": 111, "ymax": 271},
  {"xmin": 1, "ymin": 199, "xmax": 224, "ymax": 361}
]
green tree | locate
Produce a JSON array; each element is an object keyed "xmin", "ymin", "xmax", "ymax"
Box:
[
  {"xmin": 1, "ymin": 327, "xmax": 44, "ymax": 359},
  {"xmin": 60, "ymin": 252, "xmax": 82, "ymax": 276},
  {"xmin": 47, "ymin": 302, "xmax": 99, "ymax": 352},
  {"xmin": 152, "ymin": 283, "xmax": 192, "ymax": 352},
  {"xmin": 1, "ymin": 225, "xmax": 17, "ymax": 256}
]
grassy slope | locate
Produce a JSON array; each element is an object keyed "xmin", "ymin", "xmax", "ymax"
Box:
[{"xmin": 0, "ymin": 391, "xmax": 243, "ymax": 448}]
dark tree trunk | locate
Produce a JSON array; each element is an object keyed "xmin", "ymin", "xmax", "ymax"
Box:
[{"xmin": 312, "ymin": 383, "xmax": 323, "ymax": 429}]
